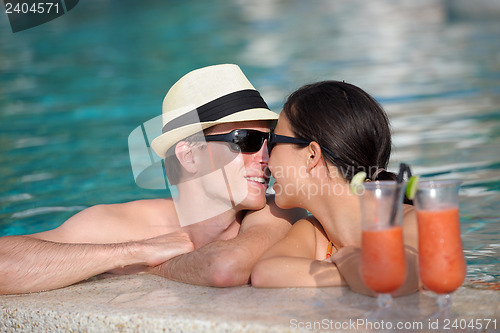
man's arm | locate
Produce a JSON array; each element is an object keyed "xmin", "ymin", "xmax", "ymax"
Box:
[
  {"xmin": 0, "ymin": 204, "xmax": 193, "ymax": 295},
  {"xmin": 150, "ymin": 196, "xmax": 308, "ymax": 286},
  {"xmin": 0, "ymin": 235, "xmax": 135, "ymax": 294}
]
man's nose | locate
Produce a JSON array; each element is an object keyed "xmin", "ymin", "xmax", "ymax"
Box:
[{"xmin": 255, "ymin": 139, "xmax": 269, "ymax": 163}]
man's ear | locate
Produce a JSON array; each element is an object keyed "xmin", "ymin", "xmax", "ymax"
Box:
[
  {"xmin": 306, "ymin": 142, "xmax": 323, "ymax": 173},
  {"xmin": 175, "ymin": 141, "xmax": 197, "ymax": 174}
]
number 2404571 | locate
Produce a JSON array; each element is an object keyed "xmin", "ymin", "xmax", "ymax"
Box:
[
  {"xmin": 443, "ymin": 319, "xmax": 496, "ymax": 330},
  {"xmin": 5, "ymin": 2, "xmax": 60, "ymax": 14}
]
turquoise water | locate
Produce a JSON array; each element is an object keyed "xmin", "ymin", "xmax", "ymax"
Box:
[{"xmin": 1, "ymin": 0, "xmax": 499, "ymax": 285}]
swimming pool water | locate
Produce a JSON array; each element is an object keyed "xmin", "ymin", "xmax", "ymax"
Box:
[{"xmin": 1, "ymin": 0, "xmax": 499, "ymax": 285}]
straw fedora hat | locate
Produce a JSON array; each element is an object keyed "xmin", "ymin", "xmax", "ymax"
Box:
[{"xmin": 151, "ymin": 64, "xmax": 278, "ymax": 158}]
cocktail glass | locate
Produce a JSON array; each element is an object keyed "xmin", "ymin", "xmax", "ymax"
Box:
[
  {"xmin": 358, "ymin": 181, "xmax": 407, "ymax": 318},
  {"xmin": 413, "ymin": 179, "xmax": 466, "ymax": 317}
]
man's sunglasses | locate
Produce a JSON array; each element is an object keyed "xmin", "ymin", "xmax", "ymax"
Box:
[
  {"xmin": 204, "ymin": 129, "xmax": 338, "ymax": 159},
  {"xmin": 203, "ymin": 129, "xmax": 271, "ymax": 153}
]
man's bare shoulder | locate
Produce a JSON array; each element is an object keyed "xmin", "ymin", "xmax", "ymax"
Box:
[
  {"xmin": 112, "ymin": 198, "xmax": 176, "ymax": 216},
  {"xmin": 30, "ymin": 198, "xmax": 180, "ymax": 243}
]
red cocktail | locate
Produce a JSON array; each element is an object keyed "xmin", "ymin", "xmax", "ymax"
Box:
[
  {"xmin": 414, "ymin": 179, "xmax": 465, "ymax": 314},
  {"xmin": 362, "ymin": 226, "xmax": 407, "ymax": 293},
  {"xmin": 417, "ymin": 208, "xmax": 466, "ymax": 293},
  {"xmin": 358, "ymin": 181, "xmax": 407, "ymax": 311}
]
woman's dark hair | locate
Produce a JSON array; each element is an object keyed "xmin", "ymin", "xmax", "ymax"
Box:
[{"xmin": 283, "ymin": 80, "xmax": 396, "ymax": 183}]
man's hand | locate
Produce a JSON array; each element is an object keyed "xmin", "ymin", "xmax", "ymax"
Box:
[
  {"xmin": 134, "ymin": 231, "xmax": 195, "ymax": 266},
  {"xmin": 108, "ymin": 231, "xmax": 194, "ymax": 275}
]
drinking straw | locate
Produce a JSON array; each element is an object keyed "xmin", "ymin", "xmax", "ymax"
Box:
[
  {"xmin": 397, "ymin": 163, "xmax": 407, "ymax": 183},
  {"xmin": 406, "ymin": 164, "xmax": 412, "ymax": 178},
  {"xmin": 389, "ymin": 163, "xmax": 407, "ymax": 226}
]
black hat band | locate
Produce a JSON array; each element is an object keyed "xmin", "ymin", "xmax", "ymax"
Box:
[{"xmin": 162, "ymin": 89, "xmax": 270, "ymax": 133}]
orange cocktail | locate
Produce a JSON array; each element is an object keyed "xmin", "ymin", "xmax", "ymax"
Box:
[
  {"xmin": 414, "ymin": 179, "xmax": 465, "ymax": 315},
  {"xmin": 361, "ymin": 226, "xmax": 407, "ymax": 293},
  {"xmin": 358, "ymin": 180, "xmax": 407, "ymax": 310},
  {"xmin": 417, "ymin": 207, "xmax": 466, "ymax": 293}
]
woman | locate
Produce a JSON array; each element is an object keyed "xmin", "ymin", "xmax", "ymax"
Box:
[{"xmin": 251, "ymin": 81, "xmax": 419, "ymax": 295}]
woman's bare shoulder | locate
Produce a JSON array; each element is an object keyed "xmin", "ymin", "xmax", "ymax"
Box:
[{"xmin": 293, "ymin": 216, "xmax": 331, "ymax": 260}]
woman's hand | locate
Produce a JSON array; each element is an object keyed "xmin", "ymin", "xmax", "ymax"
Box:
[
  {"xmin": 330, "ymin": 246, "xmax": 376, "ymax": 296},
  {"xmin": 330, "ymin": 245, "xmax": 420, "ymax": 297}
]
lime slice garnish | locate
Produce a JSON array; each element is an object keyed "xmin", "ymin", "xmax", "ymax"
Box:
[
  {"xmin": 406, "ymin": 175, "xmax": 419, "ymax": 200},
  {"xmin": 350, "ymin": 171, "xmax": 367, "ymax": 195}
]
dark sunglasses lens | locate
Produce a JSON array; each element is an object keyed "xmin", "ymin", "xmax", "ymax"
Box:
[
  {"xmin": 234, "ymin": 130, "xmax": 267, "ymax": 153},
  {"xmin": 228, "ymin": 142, "xmax": 242, "ymax": 152}
]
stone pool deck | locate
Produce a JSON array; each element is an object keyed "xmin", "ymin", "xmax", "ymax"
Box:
[{"xmin": 1, "ymin": 274, "xmax": 498, "ymax": 332}]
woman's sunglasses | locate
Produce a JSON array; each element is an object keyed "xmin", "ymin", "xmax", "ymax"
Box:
[{"xmin": 204, "ymin": 129, "xmax": 338, "ymax": 159}]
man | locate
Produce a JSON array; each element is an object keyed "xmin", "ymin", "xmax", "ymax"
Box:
[{"xmin": 0, "ymin": 64, "xmax": 306, "ymax": 294}]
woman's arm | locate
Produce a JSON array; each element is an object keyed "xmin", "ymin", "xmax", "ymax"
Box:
[{"xmin": 251, "ymin": 217, "xmax": 344, "ymax": 288}]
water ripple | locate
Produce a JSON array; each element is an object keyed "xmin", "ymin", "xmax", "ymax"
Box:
[
  {"xmin": 11, "ymin": 206, "xmax": 87, "ymax": 218},
  {"xmin": 20, "ymin": 172, "xmax": 54, "ymax": 183},
  {"xmin": 0, "ymin": 193, "xmax": 33, "ymax": 203}
]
